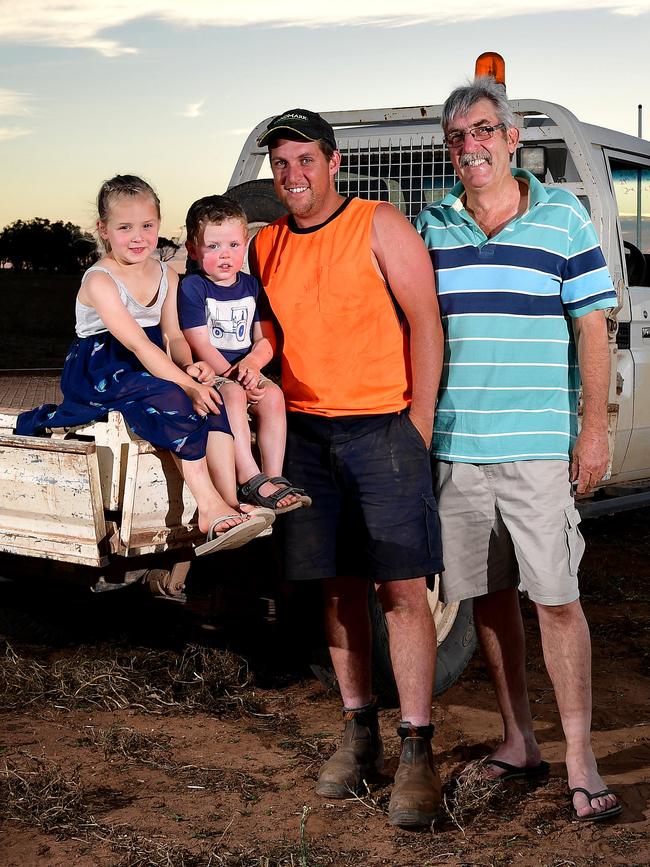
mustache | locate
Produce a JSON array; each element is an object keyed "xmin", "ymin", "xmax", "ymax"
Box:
[{"xmin": 459, "ymin": 152, "xmax": 492, "ymax": 166}]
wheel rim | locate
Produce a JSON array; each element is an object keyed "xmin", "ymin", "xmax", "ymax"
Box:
[
  {"xmin": 427, "ymin": 574, "xmax": 460, "ymax": 645},
  {"xmin": 247, "ymin": 220, "xmax": 269, "ymax": 240}
]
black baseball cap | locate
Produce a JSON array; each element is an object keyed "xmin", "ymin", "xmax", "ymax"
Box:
[{"xmin": 256, "ymin": 108, "xmax": 337, "ymax": 150}]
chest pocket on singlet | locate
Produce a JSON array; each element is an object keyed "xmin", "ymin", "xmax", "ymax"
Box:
[{"xmin": 317, "ymin": 263, "xmax": 367, "ymax": 316}]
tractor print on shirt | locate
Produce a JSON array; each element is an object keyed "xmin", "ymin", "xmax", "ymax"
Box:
[
  {"xmin": 211, "ymin": 306, "xmax": 248, "ymax": 342},
  {"xmin": 205, "ymin": 297, "xmax": 255, "ymax": 354}
]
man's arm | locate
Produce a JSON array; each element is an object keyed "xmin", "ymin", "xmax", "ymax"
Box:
[
  {"xmin": 248, "ymin": 239, "xmax": 280, "ymax": 364},
  {"xmin": 371, "ymin": 202, "xmax": 443, "ymax": 446},
  {"xmin": 572, "ymin": 309, "xmax": 611, "ymax": 494}
]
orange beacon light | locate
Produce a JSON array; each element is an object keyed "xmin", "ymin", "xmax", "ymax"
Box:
[{"xmin": 475, "ymin": 52, "xmax": 506, "ymax": 86}]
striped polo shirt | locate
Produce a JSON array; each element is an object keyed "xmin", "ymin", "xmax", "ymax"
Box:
[{"xmin": 415, "ymin": 168, "xmax": 616, "ymax": 464}]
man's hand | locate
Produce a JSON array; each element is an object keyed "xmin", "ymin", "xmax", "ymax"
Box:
[
  {"xmin": 570, "ymin": 428, "xmax": 609, "ymax": 494},
  {"xmin": 571, "ymin": 309, "xmax": 611, "ymax": 495},
  {"xmin": 408, "ymin": 410, "xmax": 433, "ymax": 449}
]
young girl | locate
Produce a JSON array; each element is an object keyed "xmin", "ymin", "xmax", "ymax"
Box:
[{"xmin": 16, "ymin": 175, "xmax": 271, "ymax": 555}]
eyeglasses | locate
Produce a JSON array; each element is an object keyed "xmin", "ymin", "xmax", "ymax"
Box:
[{"xmin": 444, "ymin": 123, "xmax": 507, "ymax": 149}]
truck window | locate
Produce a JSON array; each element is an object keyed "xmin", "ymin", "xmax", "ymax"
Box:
[
  {"xmin": 335, "ymin": 140, "xmax": 455, "ymax": 221},
  {"xmin": 609, "ymin": 157, "xmax": 650, "ymax": 254},
  {"xmin": 609, "ymin": 157, "xmax": 650, "ymax": 286}
]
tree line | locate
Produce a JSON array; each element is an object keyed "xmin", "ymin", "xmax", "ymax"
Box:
[{"xmin": 0, "ymin": 218, "xmax": 180, "ymax": 273}]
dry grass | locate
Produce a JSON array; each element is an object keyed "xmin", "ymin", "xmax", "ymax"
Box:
[
  {"xmin": 0, "ymin": 640, "xmax": 264, "ymax": 717},
  {"xmin": 1, "ymin": 754, "xmax": 90, "ymax": 836},
  {"xmin": 0, "ymin": 754, "xmax": 359, "ymax": 866},
  {"xmin": 79, "ymin": 722, "xmax": 272, "ymax": 802},
  {"xmin": 277, "ymin": 729, "xmax": 333, "ymax": 770},
  {"xmin": 438, "ymin": 760, "xmax": 514, "ymax": 832},
  {"xmin": 79, "ymin": 724, "xmax": 173, "ymax": 766},
  {"xmin": 171, "ymin": 763, "xmax": 269, "ymax": 800},
  {"xmin": 92, "ymin": 831, "xmax": 361, "ymax": 867}
]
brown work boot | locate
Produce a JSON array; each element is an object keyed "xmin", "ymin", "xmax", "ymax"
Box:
[
  {"xmin": 315, "ymin": 700, "xmax": 384, "ymax": 798},
  {"xmin": 388, "ymin": 723, "xmax": 441, "ymax": 829}
]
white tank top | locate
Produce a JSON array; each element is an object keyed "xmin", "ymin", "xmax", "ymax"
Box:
[{"xmin": 75, "ymin": 261, "xmax": 169, "ymax": 337}]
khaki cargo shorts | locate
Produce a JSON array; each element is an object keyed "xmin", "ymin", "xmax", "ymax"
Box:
[
  {"xmin": 214, "ymin": 375, "xmax": 270, "ymax": 389},
  {"xmin": 434, "ymin": 460, "xmax": 585, "ymax": 606}
]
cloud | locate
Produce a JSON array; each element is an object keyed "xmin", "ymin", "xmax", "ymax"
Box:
[
  {"xmin": 0, "ymin": 1, "xmax": 648, "ymax": 55},
  {"xmin": 0, "ymin": 126, "xmax": 31, "ymax": 142},
  {"xmin": 0, "ymin": 88, "xmax": 31, "ymax": 116},
  {"xmin": 180, "ymin": 99, "xmax": 205, "ymax": 118},
  {"xmin": 0, "ymin": 2, "xmax": 143, "ymax": 56}
]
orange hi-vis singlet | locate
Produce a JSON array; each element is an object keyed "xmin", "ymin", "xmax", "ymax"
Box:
[{"xmin": 253, "ymin": 197, "xmax": 411, "ymax": 417}]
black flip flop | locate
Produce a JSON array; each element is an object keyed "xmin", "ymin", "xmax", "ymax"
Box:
[
  {"xmin": 482, "ymin": 758, "xmax": 551, "ymax": 781},
  {"xmin": 569, "ymin": 787, "xmax": 622, "ymax": 822}
]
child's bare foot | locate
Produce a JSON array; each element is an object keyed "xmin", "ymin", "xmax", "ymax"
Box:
[
  {"xmin": 197, "ymin": 501, "xmax": 248, "ymax": 535},
  {"xmin": 195, "ymin": 511, "xmax": 268, "ymax": 556}
]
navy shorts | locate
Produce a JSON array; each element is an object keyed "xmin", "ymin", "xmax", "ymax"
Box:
[{"xmin": 283, "ymin": 411, "xmax": 443, "ymax": 584}]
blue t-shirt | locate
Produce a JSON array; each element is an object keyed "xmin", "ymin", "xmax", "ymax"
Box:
[{"xmin": 178, "ymin": 271, "xmax": 260, "ymax": 365}]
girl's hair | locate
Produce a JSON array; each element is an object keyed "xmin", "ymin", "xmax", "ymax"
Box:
[{"xmin": 96, "ymin": 174, "xmax": 161, "ymax": 252}]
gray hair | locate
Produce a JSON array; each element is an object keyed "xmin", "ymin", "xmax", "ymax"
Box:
[{"xmin": 441, "ymin": 76, "xmax": 516, "ymax": 132}]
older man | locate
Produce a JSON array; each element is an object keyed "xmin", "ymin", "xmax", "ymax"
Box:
[
  {"xmin": 416, "ymin": 77, "xmax": 621, "ymax": 822},
  {"xmin": 251, "ymin": 109, "xmax": 444, "ymax": 828}
]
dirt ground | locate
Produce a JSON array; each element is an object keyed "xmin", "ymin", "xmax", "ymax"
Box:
[{"xmin": 1, "ymin": 508, "xmax": 649, "ymax": 866}]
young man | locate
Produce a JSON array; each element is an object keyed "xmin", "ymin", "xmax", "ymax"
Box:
[
  {"xmin": 251, "ymin": 108, "xmax": 445, "ymax": 829},
  {"xmin": 416, "ymin": 77, "xmax": 621, "ymax": 822}
]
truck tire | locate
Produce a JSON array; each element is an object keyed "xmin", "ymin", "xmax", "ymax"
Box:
[
  {"xmin": 0, "ymin": 573, "xmax": 173, "ymax": 646},
  {"xmin": 0, "ymin": 604, "xmax": 73, "ymax": 645},
  {"xmin": 225, "ymin": 179, "xmax": 287, "ymax": 227},
  {"xmin": 0, "ymin": 576, "xmax": 84, "ymax": 645},
  {"xmin": 310, "ymin": 581, "xmax": 476, "ymax": 706}
]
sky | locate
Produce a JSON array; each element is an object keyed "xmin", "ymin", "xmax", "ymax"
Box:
[{"xmin": 1, "ymin": 0, "xmax": 649, "ymax": 240}]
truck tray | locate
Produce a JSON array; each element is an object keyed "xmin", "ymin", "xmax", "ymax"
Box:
[{"xmin": 0, "ymin": 372, "xmax": 201, "ymax": 565}]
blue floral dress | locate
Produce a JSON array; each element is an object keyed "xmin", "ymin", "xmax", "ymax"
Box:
[{"xmin": 16, "ymin": 262, "xmax": 231, "ymax": 460}]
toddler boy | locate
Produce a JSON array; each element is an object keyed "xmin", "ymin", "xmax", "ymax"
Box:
[{"xmin": 179, "ymin": 195, "xmax": 310, "ymax": 513}]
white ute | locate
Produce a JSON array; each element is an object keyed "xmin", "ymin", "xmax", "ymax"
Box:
[
  {"xmin": 226, "ymin": 60, "xmax": 650, "ymax": 519},
  {"xmin": 1, "ymin": 55, "xmax": 648, "ymax": 699}
]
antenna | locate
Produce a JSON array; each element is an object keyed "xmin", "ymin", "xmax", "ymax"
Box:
[{"xmin": 638, "ymin": 104, "xmax": 643, "ymax": 248}]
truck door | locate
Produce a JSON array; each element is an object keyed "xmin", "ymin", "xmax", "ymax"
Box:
[{"xmin": 607, "ymin": 153, "xmax": 650, "ymax": 478}]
